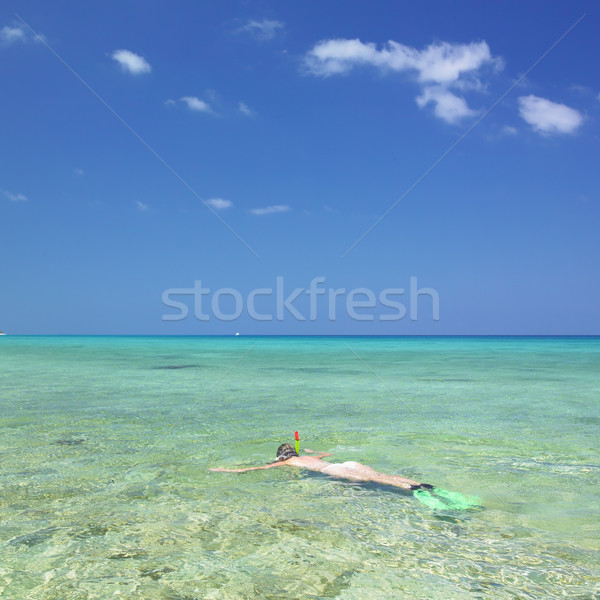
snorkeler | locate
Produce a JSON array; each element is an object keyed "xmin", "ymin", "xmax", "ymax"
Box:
[{"xmin": 209, "ymin": 443, "xmax": 434, "ymax": 491}]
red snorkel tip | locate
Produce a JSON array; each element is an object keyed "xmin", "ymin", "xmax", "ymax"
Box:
[{"xmin": 295, "ymin": 431, "xmax": 299, "ymax": 441}]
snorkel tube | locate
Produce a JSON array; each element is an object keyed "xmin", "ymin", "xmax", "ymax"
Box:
[{"xmin": 294, "ymin": 431, "xmax": 299, "ymax": 455}]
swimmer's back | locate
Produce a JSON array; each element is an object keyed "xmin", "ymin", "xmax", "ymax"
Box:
[{"xmin": 321, "ymin": 461, "xmax": 379, "ymax": 480}]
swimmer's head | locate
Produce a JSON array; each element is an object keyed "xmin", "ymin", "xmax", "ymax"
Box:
[{"xmin": 276, "ymin": 443, "xmax": 299, "ymax": 461}]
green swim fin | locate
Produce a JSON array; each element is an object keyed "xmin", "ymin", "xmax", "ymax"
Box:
[
  {"xmin": 413, "ymin": 488, "xmax": 481, "ymax": 511},
  {"xmin": 433, "ymin": 488, "xmax": 481, "ymax": 510},
  {"xmin": 413, "ymin": 489, "xmax": 451, "ymax": 510}
]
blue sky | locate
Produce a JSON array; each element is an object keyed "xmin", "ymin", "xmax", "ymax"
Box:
[{"xmin": 1, "ymin": 1, "xmax": 598, "ymax": 335}]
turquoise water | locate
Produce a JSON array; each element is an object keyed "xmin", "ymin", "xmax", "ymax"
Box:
[{"xmin": 1, "ymin": 336, "xmax": 599, "ymax": 599}]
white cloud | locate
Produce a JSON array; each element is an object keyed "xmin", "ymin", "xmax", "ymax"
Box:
[
  {"xmin": 250, "ymin": 204, "xmax": 290, "ymax": 215},
  {"xmin": 180, "ymin": 96, "xmax": 213, "ymax": 113},
  {"xmin": 305, "ymin": 38, "xmax": 499, "ymax": 83},
  {"xmin": 518, "ymin": 95, "xmax": 583, "ymax": 134},
  {"xmin": 111, "ymin": 49, "xmax": 151, "ymax": 75},
  {"xmin": 304, "ymin": 38, "xmax": 501, "ymax": 124},
  {"xmin": 239, "ymin": 19, "xmax": 284, "ymax": 41},
  {"xmin": 1, "ymin": 25, "xmax": 26, "ymax": 45},
  {"xmin": 416, "ymin": 86, "xmax": 476, "ymax": 124},
  {"xmin": 164, "ymin": 99, "xmax": 176, "ymax": 106},
  {"xmin": 75, "ymin": 168, "xmax": 85, "ymax": 176},
  {"xmin": 205, "ymin": 198, "xmax": 233, "ymax": 210},
  {"xmin": 2, "ymin": 189, "xmax": 28, "ymax": 202},
  {"xmin": 136, "ymin": 200, "xmax": 149, "ymax": 211},
  {"xmin": 238, "ymin": 102, "xmax": 255, "ymax": 117},
  {"xmin": 0, "ymin": 23, "xmax": 45, "ymax": 46},
  {"xmin": 502, "ymin": 125, "xmax": 518, "ymax": 135}
]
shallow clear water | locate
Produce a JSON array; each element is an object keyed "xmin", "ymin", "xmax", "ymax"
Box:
[{"xmin": 1, "ymin": 336, "xmax": 599, "ymax": 599}]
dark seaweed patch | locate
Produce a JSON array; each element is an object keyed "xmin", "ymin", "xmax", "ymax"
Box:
[
  {"xmin": 56, "ymin": 438, "xmax": 86, "ymax": 446},
  {"xmin": 141, "ymin": 566, "xmax": 176, "ymax": 580},
  {"xmin": 109, "ymin": 549, "xmax": 148, "ymax": 560},
  {"xmin": 8, "ymin": 526, "xmax": 62, "ymax": 547},
  {"xmin": 72, "ymin": 525, "xmax": 109, "ymax": 540}
]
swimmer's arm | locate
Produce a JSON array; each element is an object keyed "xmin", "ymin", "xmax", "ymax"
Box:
[
  {"xmin": 209, "ymin": 462, "xmax": 285, "ymax": 473},
  {"xmin": 303, "ymin": 449, "xmax": 333, "ymax": 458}
]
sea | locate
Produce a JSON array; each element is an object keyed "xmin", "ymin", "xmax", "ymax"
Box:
[{"xmin": 0, "ymin": 336, "xmax": 598, "ymax": 599}]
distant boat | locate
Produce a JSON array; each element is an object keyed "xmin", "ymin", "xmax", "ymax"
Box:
[
  {"xmin": 0, "ymin": 331, "xmax": 6, "ymax": 335},
  {"xmin": 235, "ymin": 332, "xmax": 240, "ymax": 336}
]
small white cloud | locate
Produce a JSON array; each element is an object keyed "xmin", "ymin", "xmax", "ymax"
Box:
[
  {"xmin": 414, "ymin": 41, "xmax": 502, "ymax": 84},
  {"xmin": 305, "ymin": 38, "xmax": 378, "ymax": 76},
  {"xmin": 250, "ymin": 204, "xmax": 290, "ymax": 215},
  {"xmin": 75, "ymin": 168, "xmax": 85, "ymax": 176},
  {"xmin": 136, "ymin": 200, "xmax": 149, "ymax": 211},
  {"xmin": 111, "ymin": 49, "xmax": 151, "ymax": 75},
  {"xmin": 568, "ymin": 84, "xmax": 590, "ymax": 95},
  {"xmin": 239, "ymin": 19, "xmax": 284, "ymax": 41},
  {"xmin": 238, "ymin": 102, "xmax": 255, "ymax": 117},
  {"xmin": 180, "ymin": 96, "xmax": 213, "ymax": 113},
  {"xmin": 1, "ymin": 25, "xmax": 27, "ymax": 45},
  {"xmin": 0, "ymin": 23, "xmax": 46, "ymax": 46},
  {"xmin": 205, "ymin": 198, "xmax": 233, "ymax": 210},
  {"xmin": 2, "ymin": 189, "xmax": 28, "ymax": 202},
  {"xmin": 518, "ymin": 95, "xmax": 583, "ymax": 134},
  {"xmin": 502, "ymin": 125, "xmax": 518, "ymax": 135},
  {"xmin": 164, "ymin": 99, "xmax": 176, "ymax": 106},
  {"xmin": 416, "ymin": 86, "xmax": 476, "ymax": 124}
]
